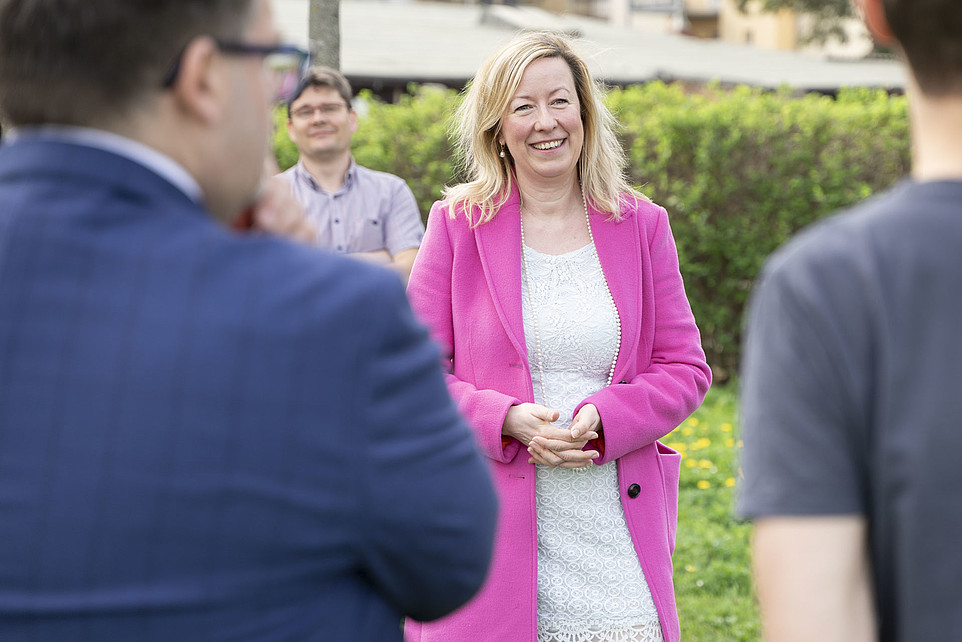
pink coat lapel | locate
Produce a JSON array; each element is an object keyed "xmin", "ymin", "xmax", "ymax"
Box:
[{"xmin": 474, "ymin": 189, "xmax": 528, "ymax": 366}]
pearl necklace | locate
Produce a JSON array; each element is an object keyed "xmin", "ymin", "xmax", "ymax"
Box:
[{"xmin": 519, "ymin": 189, "xmax": 622, "ymax": 406}]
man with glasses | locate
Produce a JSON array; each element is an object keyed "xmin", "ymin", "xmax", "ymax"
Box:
[
  {"xmin": 281, "ymin": 67, "xmax": 424, "ymax": 283},
  {"xmin": 0, "ymin": 1, "xmax": 497, "ymax": 640}
]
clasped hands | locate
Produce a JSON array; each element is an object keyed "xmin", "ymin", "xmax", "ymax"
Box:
[{"xmin": 503, "ymin": 402, "xmax": 601, "ymax": 469}]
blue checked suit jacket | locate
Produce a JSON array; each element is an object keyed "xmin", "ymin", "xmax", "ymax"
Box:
[{"xmin": 0, "ymin": 138, "xmax": 496, "ymax": 641}]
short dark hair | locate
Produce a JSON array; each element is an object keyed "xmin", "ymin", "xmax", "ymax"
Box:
[
  {"xmin": 0, "ymin": 0, "xmax": 255, "ymax": 127},
  {"xmin": 286, "ymin": 65, "xmax": 353, "ymax": 119},
  {"xmin": 882, "ymin": 0, "xmax": 962, "ymax": 95}
]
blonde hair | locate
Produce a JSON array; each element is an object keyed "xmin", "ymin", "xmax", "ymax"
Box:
[{"xmin": 444, "ymin": 30, "xmax": 644, "ymax": 225}]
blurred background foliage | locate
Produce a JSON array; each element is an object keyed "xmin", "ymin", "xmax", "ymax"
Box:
[{"xmin": 273, "ymin": 82, "xmax": 910, "ymax": 380}]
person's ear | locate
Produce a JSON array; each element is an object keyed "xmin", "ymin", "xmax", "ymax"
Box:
[
  {"xmin": 856, "ymin": 0, "xmax": 896, "ymax": 47},
  {"xmin": 169, "ymin": 36, "xmax": 227, "ymax": 124},
  {"xmin": 348, "ymin": 108, "xmax": 359, "ymax": 135}
]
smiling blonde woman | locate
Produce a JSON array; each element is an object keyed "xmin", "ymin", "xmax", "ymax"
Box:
[{"xmin": 404, "ymin": 31, "xmax": 712, "ymax": 642}]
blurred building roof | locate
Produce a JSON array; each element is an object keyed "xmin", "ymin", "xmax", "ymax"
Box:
[{"xmin": 272, "ymin": 0, "xmax": 906, "ymax": 95}]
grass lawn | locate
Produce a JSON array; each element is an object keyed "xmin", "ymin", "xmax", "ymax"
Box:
[{"xmin": 663, "ymin": 384, "xmax": 759, "ymax": 641}]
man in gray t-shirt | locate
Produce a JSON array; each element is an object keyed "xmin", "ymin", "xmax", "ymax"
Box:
[{"xmin": 738, "ymin": 1, "xmax": 962, "ymax": 640}]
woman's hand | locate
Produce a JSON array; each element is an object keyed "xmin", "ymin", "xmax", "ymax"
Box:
[
  {"xmin": 504, "ymin": 403, "xmax": 599, "ymax": 469},
  {"xmin": 569, "ymin": 403, "xmax": 602, "ymax": 441},
  {"xmin": 502, "ymin": 403, "xmax": 561, "ymax": 445}
]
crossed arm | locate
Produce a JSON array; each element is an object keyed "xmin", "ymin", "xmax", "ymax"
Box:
[{"xmin": 352, "ymin": 247, "xmax": 419, "ymax": 284}]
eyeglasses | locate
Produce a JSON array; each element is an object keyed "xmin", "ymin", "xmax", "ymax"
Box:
[
  {"xmin": 290, "ymin": 103, "xmax": 350, "ymax": 120},
  {"xmin": 162, "ymin": 40, "xmax": 310, "ymax": 104}
]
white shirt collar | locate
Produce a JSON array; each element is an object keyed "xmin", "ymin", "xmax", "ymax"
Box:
[{"xmin": 8, "ymin": 125, "xmax": 204, "ymax": 203}]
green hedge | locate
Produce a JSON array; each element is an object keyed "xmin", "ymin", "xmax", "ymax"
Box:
[
  {"xmin": 610, "ymin": 83, "xmax": 909, "ymax": 377},
  {"xmin": 274, "ymin": 83, "xmax": 910, "ymax": 378}
]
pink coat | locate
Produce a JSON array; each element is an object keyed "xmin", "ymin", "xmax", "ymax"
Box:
[{"xmin": 404, "ymin": 187, "xmax": 711, "ymax": 642}]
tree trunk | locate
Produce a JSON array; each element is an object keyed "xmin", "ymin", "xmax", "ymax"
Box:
[{"xmin": 309, "ymin": 0, "xmax": 340, "ymax": 70}]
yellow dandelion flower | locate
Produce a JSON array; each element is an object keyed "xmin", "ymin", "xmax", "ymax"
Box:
[
  {"xmin": 691, "ymin": 438, "xmax": 711, "ymax": 450},
  {"xmin": 725, "ymin": 438, "xmax": 735, "ymax": 448},
  {"xmin": 666, "ymin": 442, "xmax": 686, "ymax": 452},
  {"xmin": 696, "ymin": 480, "xmax": 711, "ymax": 490},
  {"xmin": 685, "ymin": 565, "xmax": 696, "ymax": 573},
  {"xmin": 698, "ymin": 459, "xmax": 713, "ymax": 469},
  {"xmin": 737, "ymin": 440, "xmax": 744, "ymax": 448},
  {"xmin": 721, "ymin": 423, "xmax": 733, "ymax": 433},
  {"xmin": 687, "ymin": 417, "xmax": 700, "ymax": 427},
  {"xmin": 685, "ymin": 459, "xmax": 697, "ymax": 468},
  {"xmin": 725, "ymin": 478, "xmax": 736, "ymax": 487},
  {"xmin": 681, "ymin": 427, "xmax": 694, "ymax": 436}
]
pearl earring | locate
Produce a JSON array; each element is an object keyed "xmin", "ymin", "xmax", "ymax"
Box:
[{"xmin": 499, "ymin": 147, "xmax": 505, "ymax": 158}]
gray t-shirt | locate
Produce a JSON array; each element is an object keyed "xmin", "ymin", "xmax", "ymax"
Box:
[{"xmin": 738, "ymin": 180, "xmax": 962, "ymax": 642}]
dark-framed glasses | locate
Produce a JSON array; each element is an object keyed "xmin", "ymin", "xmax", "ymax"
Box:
[
  {"xmin": 290, "ymin": 103, "xmax": 350, "ymax": 120},
  {"xmin": 163, "ymin": 40, "xmax": 310, "ymax": 104}
]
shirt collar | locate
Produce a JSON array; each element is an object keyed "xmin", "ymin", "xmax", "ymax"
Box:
[
  {"xmin": 344, "ymin": 158, "xmax": 358, "ymax": 189},
  {"xmin": 7, "ymin": 125, "xmax": 204, "ymax": 203},
  {"xmin": 294, "ymin": 157, "xmax": 358, "ymax": 194}
]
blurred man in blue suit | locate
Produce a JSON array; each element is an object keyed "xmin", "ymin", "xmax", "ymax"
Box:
[{"xmin": 0, "ymin": 1, "xmax": 497, "ymax": 640}]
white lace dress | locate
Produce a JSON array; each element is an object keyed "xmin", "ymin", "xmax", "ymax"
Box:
[{"xmin": 521, "ymin": 242, "xmax": 665, "ymax": 642}]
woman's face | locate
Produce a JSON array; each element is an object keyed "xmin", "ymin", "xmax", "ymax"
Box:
[{"xmin": 499, "ymin": 56, "xmax": 584, "ymax": 187}]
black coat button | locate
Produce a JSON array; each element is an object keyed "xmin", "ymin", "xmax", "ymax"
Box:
[{"xmin": 627, "ymin": 483, "xmax": 641, "ymax": 498}]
